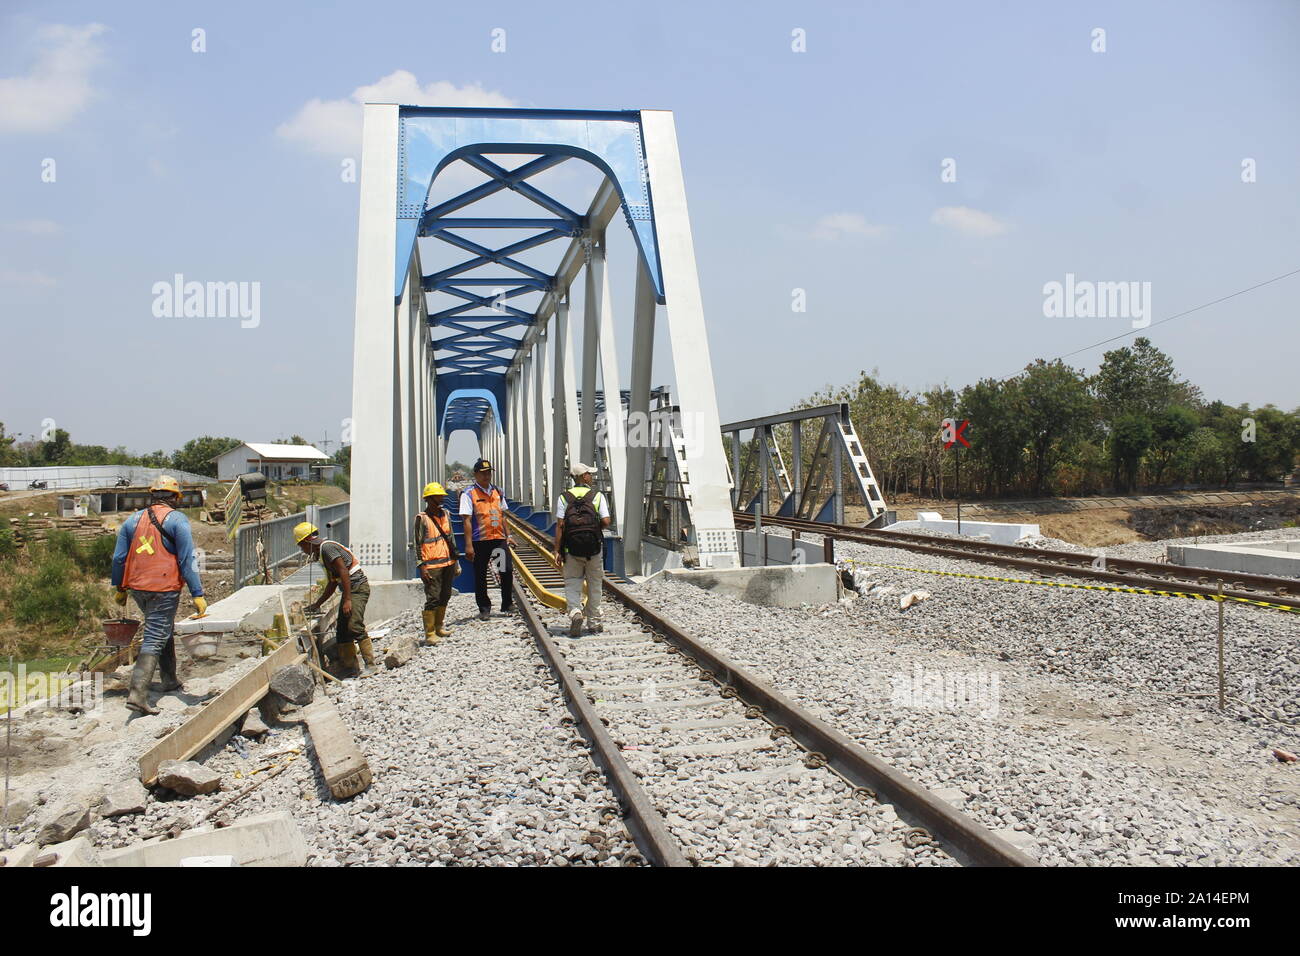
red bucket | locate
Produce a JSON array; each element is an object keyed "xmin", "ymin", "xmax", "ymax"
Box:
[{"xmin": 102, "ymin": 618, "xmax": 141, "ymax": 647}]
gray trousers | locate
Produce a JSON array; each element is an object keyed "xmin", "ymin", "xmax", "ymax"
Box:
[
  {"xmin": 131, "ymin": 589, "xmax": 181, "ymax": 656},
  {"xmin": 563, "ymin": 554, "xmax": 603, "ymax": 622}
]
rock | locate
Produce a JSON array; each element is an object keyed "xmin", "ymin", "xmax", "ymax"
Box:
[
  {"xmin": 100, "ymin": 779, "xmax": 149, "ymax": 818},
  {"xmin": 269, "ymin": 664, "xmax": 315, "ymax": 706},
  {"xmin": 2, "ymin": 792, "xmax": 34, "ymax": 825},
  {"xmin": 899, "ymin": 589, "xmax": 931, "ymax": 611},
  {"xmin": 0, "ymin": 842, "xmax": 40, "ymax": 867},
  {"xmin": 157, "ymin": 760, "xmax": 222, "ymax": 797},
  {"xmin": 37, "ymin": 800, "xmax": 92, "ymax": 846},
  {"xmin": 241, "ymin": 708, "xmax": 269, "ymax": 738},
  {"xmin": 384, "ymin": 635, "xmax": 418, "ymax": 669}
]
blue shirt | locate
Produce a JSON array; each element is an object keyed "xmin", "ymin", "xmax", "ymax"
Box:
[{"xmin": 111, "ymin": 507, "xmax": 205, "ymax": 596}]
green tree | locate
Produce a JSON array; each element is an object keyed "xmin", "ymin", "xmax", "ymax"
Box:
[
  {"xmin": 1148, "ymin": 405, "xmax": 1199, "ymax": 486},
  {"xmin": 957, "ymin": 377, "xmax": 1030, "ymax": 496},
  {"xmin": 172, "ymin": 436, "xmax": 242, "ymax": 477},
  {"xmin": 0, "ymin": 423, "xmax": 21, "ymax": 466},
  {"xmin": 1019, "ymin": 359, "xmax": 1095, "ymax": 496},
  {"xmin": 1110, "ymin": 413, "xmax": 1154, "ymax": 491},
  {"xmin": 40, "ymin": 428, "xmax": 72, "ymax": 463}
]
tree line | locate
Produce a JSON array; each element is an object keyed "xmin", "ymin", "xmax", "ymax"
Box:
[
  {"xmin": 0, "ymin": 430, "xmax": 352, "ymax": 481},
  {"xmin": 803, "ymin": 338, "xmax": 1300, "ymax": 499}
]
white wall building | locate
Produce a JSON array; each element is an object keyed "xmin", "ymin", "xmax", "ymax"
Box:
[{"xmin": 214, "ymin": 442, "xmax": 335, "ymax": 482}]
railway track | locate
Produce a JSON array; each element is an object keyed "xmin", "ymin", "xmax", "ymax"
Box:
[
  {"xmin": 504, "ymin": 513, "xmax": 1035, "ymax": 867},
  {"xmin": 733, "ymin": 511, "xmax": 1300, "ymax": 612}
]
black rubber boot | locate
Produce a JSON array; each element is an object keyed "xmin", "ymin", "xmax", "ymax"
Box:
[
  {"xmin": 126, "ymin": 653, "xmax": 161, "ymax": 715},
  {"xmin": 155, "ymin": 638, "xmax": 183, "ymax": 693}
]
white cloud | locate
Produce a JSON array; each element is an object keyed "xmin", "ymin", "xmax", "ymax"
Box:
[
  {"xmin": 277, "ymin": 71, "xmax": 516, "ymax": 155},
  {"xmin": 930, "ymin": 205, "xmax": 1010, "ymax": 238},
  {"xmin": 4, "ymin": 219, "xmax": 62, "ymax": 236},
  {"xmin": 781, "ymin": 212, "xmax": 888, "ymax": 242},
  {"xmin": 0, "ymin": 269, "xmax": 57, "ymax": 287},
  {"xmin": 0, "ymin": 23, "xmax": 108, "ymax": 134}
]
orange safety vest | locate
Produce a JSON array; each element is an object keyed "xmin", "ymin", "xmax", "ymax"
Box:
[
  {"xmin": 122, "ymin": 504, "xmax": 183, "ymax": 592},
  {"xmin": 321, "ymin": 542, "xmax": 361, "ymax": 583},
  {"xmin": 469, "ymin": 485, "xmax": 506, "ymax": 540},
  {"xmin": 417, "ymin": 511, "xmax": 456, "ymax": 570}
]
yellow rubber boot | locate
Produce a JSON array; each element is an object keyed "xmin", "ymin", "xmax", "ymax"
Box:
[
  {"xmin": 337, "ymin": 642, "xmax": 361, "ymax": 678},
  {"xmin": 421, "ymin": 610, "xmax": 440, "ymax": 645},
  {"xmin": 434, "ymin": 606, "xmax": 451, "ymax": 638},
  {"xmin": 357, "ymin": 636, "xmax": 376, "ymax": 667}
]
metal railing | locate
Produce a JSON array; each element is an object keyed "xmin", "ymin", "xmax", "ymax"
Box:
[{"xmin": 231, "ymin": 502, "xmax": 351, "ymax": 589}]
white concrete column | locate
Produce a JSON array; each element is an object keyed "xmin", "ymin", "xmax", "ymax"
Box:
[
  {"xmin": 580, "ymin": 241, "xmax": 601, "ymax": 464},
  {"xmin": 533, "ymin": 322, "xmax": 549, "ymax": 512},
  {"xmin": 621, "ymin": 259, "xmax": 657, "ymax": 574},
  {"xmin": 349, "ymin": 103, "xmax": 402, "ymax": 579},
  {"xmin": 593, "ymin": 227, "xmax": 627, "ymax": 533},
  {"xmin": 551, "ymin": 298, "xmax": 572, "ymax": 511},
  {"xmin": 521, "ymin": 347, "xmax": 535, "ymax": 506},
  {"xmin": 640, "ymin": 110, "xmax": 738, "ymax": 566}
]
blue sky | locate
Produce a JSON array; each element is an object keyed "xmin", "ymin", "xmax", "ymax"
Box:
[{"xmin": 1, "ymin": 0, "xmax": 1297, "ymax": 462}]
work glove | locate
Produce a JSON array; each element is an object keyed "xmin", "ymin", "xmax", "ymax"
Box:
[
  {"xmin": 191, "ymin": 596, "xmax": 208, "ymax": 619},
  {"xmin": 114, "ymin": 589, "xmax": 129, "ymax": 607}
]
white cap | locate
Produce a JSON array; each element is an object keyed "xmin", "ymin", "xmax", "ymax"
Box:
[{"xmin": 570, "ymin": 462, "xmax": 596, "ymax": 478}]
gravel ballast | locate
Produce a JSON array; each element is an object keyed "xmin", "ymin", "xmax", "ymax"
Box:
[{"xmin": 638, "ymin": 526, "xmax": 1300, "ymax": 866}]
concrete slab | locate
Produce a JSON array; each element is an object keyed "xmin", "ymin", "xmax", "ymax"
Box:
[
  {"xmin": 98, "ymin": 811, "xmax": 309, "ymax": 867},
  {"xmin": 663, "ymin": 562, "xmax": 840, "ymax": 607},
  {"xmin": 1168, "ymin": 540, "xmax": 1300, "ymax": 579},
  {"xmin": 910, "ymin": 517, "xmax": 1040, "ymax": 545},
  {"xmin": 302, "ymin": 699, "xmax": 372, "ymax": 799},
  {"xmin": 177, "ymin": 580, "xmax": 424, "ymax": 638}
]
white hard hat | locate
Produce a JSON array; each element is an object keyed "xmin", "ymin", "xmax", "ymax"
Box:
[{"xmin": 570, "ymin": 462, "xmax": 596, "ymax": 478}]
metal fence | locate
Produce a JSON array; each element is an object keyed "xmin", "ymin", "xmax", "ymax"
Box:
[
  {"xmin": 0, "ymin": 464, "xmax": 213, "ymax": 492},
  {"xmin": 231, "ymin": 502, "xmax": 350, "ymax": 589}
]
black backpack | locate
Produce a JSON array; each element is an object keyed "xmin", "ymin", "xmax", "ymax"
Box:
[{"xmin": 561, "ymin": 490, "xmax": 603, "ymax": 557}]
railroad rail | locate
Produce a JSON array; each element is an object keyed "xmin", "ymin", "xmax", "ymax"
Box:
[
  {"xmin": 733, "ymin": 511, "xmax": 1300, "ymax": 611},
  {"xmin": 505, "ymin": 513, "xmax": 1036, "ymax": 867}
]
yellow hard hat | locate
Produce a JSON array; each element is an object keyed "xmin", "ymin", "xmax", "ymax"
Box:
[
  {"xmin": 292, "ymin": 521, "xmax": 318, "ymax": 544},
  {"xmin": 422, "ymin": 481, "xmax": 446, "ymax": 498},
  {"xmin": 149, "ymin": 474, "xmax": 181, "ymax": 495}
]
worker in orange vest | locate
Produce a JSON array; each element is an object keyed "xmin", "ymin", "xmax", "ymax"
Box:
[
  {"xmin": 110, "ymin": 475, "xmax": 208, "ymax": 715},
  {"xmin": 459, "ymin": 458, "xmax": 513, "ymax": 621},
  {"xmin": 295, "ymin": 522, "xmax": 373, "ymax": 678},
  {"xmin": 413, "ymin": 481, "xmax": 459, "ymax": 644}
]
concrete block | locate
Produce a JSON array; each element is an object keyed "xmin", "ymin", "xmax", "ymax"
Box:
[
  {"xmin": 0, "ymin": 842, "xmax": 40, "ymax": 867},
  {"xmin": 303, "ymin": 700, "xmax": 372, "ymax": 799},
  {"xmin": 98, "ymin": 811, "xmax": 309, "ymax": 867},
  {"xmin": 663, "ymin": 563, "xmax": 840, "ymax": 607},
  {"xmin": 908, "ymin": 517, "xmax": 1039, "ymax": 544},
  {"xmin": 1168, "ymin": 540, "xmax": 1300, "ymax": 578},
  {"xmin": 47, "ymin": 835, "xmax": 102, "ymax": 867}
]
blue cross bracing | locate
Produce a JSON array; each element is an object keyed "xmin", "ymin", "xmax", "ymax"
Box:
[{"xmin": 393, "ymin": 107, "xmax": 665, "ymax": 440}]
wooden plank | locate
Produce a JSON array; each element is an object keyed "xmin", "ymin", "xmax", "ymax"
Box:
[
  {"xmin": 138, "ymin": 639, "xmax": 304, "ymax": 785},
  {"xmin": 302, "ymin": 699, "xmax": 372, "ymax": 799}
]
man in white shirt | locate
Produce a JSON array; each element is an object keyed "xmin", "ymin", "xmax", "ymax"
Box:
[
  {"xmin": 459, "ymin": 458, "xmax": 513, "ymax": 620},
  {"xmin": 553, "ymin": 463, "xmax": 611, "ymax": 637}
]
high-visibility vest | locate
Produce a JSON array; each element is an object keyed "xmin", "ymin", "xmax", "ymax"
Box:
[
  {"xmin": 416, "ymin": 511, "xmax": 455, "ymax": 570},
  {"xmin": 122, "ymin": 504, "xmax": 183, "ymax": 592},
  {"xmin": 469, "ymin": 485, "xmax": 506, "ymax": 540},
  {"xmin": 321, "ymin": 542, "xmax": 360, "ymax": 583}
]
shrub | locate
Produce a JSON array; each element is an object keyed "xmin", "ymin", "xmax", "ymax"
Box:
[
  {"xmin": 78, "ymin": 534, "xmax": 117, "ymax": 576},
  {"xmin": 4, "ymin": 551, "xmax": 106, "ymax": 631},
  {"xmin": 0, "ymin": 525, "xmax": 17, "ymax": 562}
]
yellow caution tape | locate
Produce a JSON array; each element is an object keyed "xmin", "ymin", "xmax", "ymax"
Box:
[{"xmin": 842, "ymin": 559, "xmax": 1300, "ymax": 614}]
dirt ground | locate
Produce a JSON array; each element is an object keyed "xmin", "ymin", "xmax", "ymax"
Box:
[{"xmin": 845, "ymin": 491, "xmax": 1298, "ymax": 547}]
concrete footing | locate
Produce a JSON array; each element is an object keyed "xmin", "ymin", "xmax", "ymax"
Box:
[
  {"xmin": 663, "ymin": 563, "xmax": 841, "ymax": 607},
  {"xmin": 1167, "ymin": 539, "xmax": 1300, "ymax": 578},
  {"xmin": 904, "ymin": 513, "xmax": 1040, "ymax": 544},
  {"xmin": 176, "ymin": 580, "xmax": 425, "ymax": 638},
  {"xmin": 98, "ymin": 811, "xmax": 309, "ymax": 867}
]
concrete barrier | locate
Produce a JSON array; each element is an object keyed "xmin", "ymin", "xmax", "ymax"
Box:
[
  {"xmin": 98, "ymin": 811, "xmax": 309, "ymax": 867},
  {"xmin": 1168, "ymin": 540, "xmax": 1300, "ymax": 578},
  {"xmin": 663, "ymin": 563, "xmax": 840, "ymax": 607},
  {"xmin": 904, "ymin": 513, "xmax": 1040, "ymax": 544}
]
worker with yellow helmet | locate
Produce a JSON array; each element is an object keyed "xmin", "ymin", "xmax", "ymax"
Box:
[
  {"xmin": 413, "ymin": 481, "xmax": 459, "ymax": 644},
  {"xmin": 294, "ymin": 520, "xmax": 373, "ymax": 677},
  {"xmin": 110, "ymin": 475, "xmax": 208, "ymax": 714}
]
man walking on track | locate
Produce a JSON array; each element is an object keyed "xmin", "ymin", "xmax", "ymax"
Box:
[
  {"xmin": 414, "ymin": 481, "xmax": 458, "ymax": 644},
  {"xmin": 553, "ymin": 463, "xmax": 611, "ymax": 637},
  {"xmin": 459, "ymin": 458, "xmax": 513, "ymax": 621}
]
